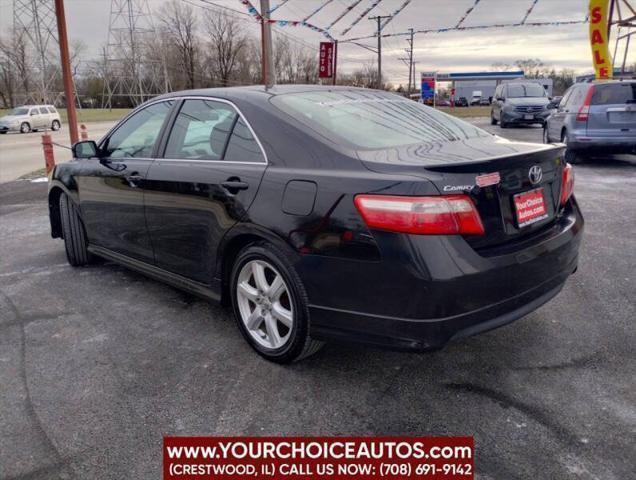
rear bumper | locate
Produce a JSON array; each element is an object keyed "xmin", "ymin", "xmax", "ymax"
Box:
[
  {"xmin": 303, "ymin": 200, "xmax": 584, "ymax": 352},
  {"xmin": 309, "ymin": 271, "xmax": 571, "ymax": 351},
  {"xmin": 569, "ymin": 133, "xmax": 636, "ymax": 153}
]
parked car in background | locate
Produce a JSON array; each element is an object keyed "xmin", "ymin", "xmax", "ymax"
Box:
[
  {"xmin": 470, "ymin": 91, "xmax": 483, "ymax": 105},
  {"xmin": 456, "ymin": 97, "xmax": 469, "ymax": 107},
  {"xmin": 549, "ymin": 96, "xmax": 562, "ymax": 108},
  {"xmin": 48, "ymin": 86, "xmax": 582, "ymax": 363},
  {"xmin": 479, "ymin": 97, "xmax": 491, "ymax": 106},
  {"xmin": 0, "ymin": 105, "xmax": 61, "ymax": 134},
  {"xmin": 544, "ymin": 80, "xmax": 636, "ymax": 163},
  {"xmin": 491, "ymin": 82, "xmax": 551, "ymax": 128}
]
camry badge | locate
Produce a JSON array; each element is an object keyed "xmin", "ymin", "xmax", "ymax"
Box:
[
  {"xmin": 529, "ymin": 165, "xmax": 543, "ymax": 185},
  {"xmin": 476, "ymin": 172, "xmax": 501, "ymax": 187}
]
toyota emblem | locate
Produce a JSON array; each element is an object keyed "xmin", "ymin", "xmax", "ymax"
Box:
[{"xmin": 529, "ymin": 165, "xmax": 543, "ymax": 185}]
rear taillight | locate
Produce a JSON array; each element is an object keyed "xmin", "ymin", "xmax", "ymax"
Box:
[
  {"xmin": 354, "ymin": 194, "xmax": 485, "ymax": 236},
  {"xmin": 576, "ymin": 85, "xmax": 595, "ymax": 122},
  {"xmin": 560, "ymin": 163, "xmax": 575, "ymax": 206}
]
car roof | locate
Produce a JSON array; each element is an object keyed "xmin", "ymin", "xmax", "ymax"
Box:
[{"xmin": 153, "ymin": 84, "xmax": 387, "ymax": 104}]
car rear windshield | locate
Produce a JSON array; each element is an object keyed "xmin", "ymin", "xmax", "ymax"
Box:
[
  {"xmin": 507, "ymin": 83, "xmax": 547, "ymax": 98},
  {"xmin": 591, "ymin": 83, "xmax": 636, "ymax": 105},
  {"xmin": 10, "ymin": 107, "xmax": 29, "ymax": 115},
  {"xmin": 270, "ymin": 90, "xmax": 489, "ymax": 150}
]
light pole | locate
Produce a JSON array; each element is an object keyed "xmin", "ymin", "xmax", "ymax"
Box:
[
  {"xmin": 54, "ymin": 0, "xmax": 78, "ymax": 144},
  {"xmin": 260, "ymin": 0, "xmax": 275, "ymax": 88}
]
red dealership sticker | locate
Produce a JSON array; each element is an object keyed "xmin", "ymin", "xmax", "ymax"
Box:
[
  {"xmin": 475, "ymin": 172, "xmax": 500, "ymax": 188},
  {"xmin": 164, "ymin": 436, "xmax": 474, "ymax": 479},
  {"xmin": 514, "ymin": 188, "xmax": 548, "ymax": 227}
]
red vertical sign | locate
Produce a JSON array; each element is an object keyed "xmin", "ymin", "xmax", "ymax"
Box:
[{"xmin": 319, "ymin": 42, "xmax": 335, "ymax": 78}]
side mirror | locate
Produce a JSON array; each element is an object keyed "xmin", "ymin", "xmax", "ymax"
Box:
[
  {"xmin": 497, "ymin": 97, "xmax": 504, "ymax": 102},
  {"xmin": 547, "ymin": 103, "xmax": 557, "ymax": 110},
  {"xmin": 30, "ymin": 111, "xmax": 37, "ymax": 116},
  {"xmin": 72, "ymin": 140, "xmax": 99, "ymax": 159}
]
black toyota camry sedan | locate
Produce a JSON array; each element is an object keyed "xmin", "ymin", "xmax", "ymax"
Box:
[{"xmin": 48, "ymin": 85, "xmax": 583, "ymax": 363}]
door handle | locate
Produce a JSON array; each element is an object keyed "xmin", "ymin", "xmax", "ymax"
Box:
[
  {"xmin": 126, "ymin": 173, "xmax": 144, "ymax": 188},
  {"xmin": 221, "ymin": 180, "xmax": 249, "ymax": 193}
]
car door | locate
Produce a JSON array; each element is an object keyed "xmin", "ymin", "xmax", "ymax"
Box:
[
  {"xmin": 548, "ymin": 86, "xmax": 574, "ymax": 140},
  {"xmin": 144, "ymin": 98, "xmax": 267, "ymax": 284},
  {"xmin": 28, "ymin": 108, "xmax": 41, "ymax": 128},
  {"xmin": 78, "ymin": 100, "xmax": 175, "ymax": 263},
  {"xmin": 38, "ymin": 107, "xmax": 50, "ymax": 128}
]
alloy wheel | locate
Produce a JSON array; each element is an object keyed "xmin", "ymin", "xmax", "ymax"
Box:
[{"xmin": 236, "ymin": 259, "xmax": 293, "ymax": 350}]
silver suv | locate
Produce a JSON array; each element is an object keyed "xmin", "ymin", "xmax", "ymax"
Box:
[
  {"xmin": 0, "ymin": 105, "xmax": 62, "ymax": 134},
  {"xmin": 544, "ymin": 80, "xmax": 636, "ymax": 162}
]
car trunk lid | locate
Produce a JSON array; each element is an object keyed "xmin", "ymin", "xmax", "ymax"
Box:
[{"xmin": 358, "ymin": 136, "xmax": 566, "ymax": 251}]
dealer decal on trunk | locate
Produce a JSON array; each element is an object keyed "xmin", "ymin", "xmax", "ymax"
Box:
[{"xmin": 514, "ymin": 188, "xmax": 549, "ymax": 228}]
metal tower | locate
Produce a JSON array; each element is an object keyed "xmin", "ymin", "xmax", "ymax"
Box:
[
  {"xmin": 610, "ymin": 0, "xmax": 635, "ymax": 75},
  {"xmin": 102, "ymin": 0, "xmax": 169, "ymax": 108},
  {"xmin": 12, "ymin": 0, "xmax": 59, "ymax": 104}
]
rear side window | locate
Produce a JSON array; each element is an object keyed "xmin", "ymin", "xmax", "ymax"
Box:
[
  {"xmin": 591, "ymin": 83, "xmax": 636, "ymax": 105},
  {"xmin": 164, "ymin": 99, "xmax": 238, "ymax": 160},
  {"xmin": 271, "ymin": 90, "xmax": 489, "ymax": 150},
  {"xmin": 567, "ymin": 86, "xmax": 587, "ymax": 109},
  {"xmin": 39, "ymin": 107, "xmax": 48, "ymax": 114},
  {"xmin": 223, "ymin": 118, "xmax": 265, "ymax": 163}
]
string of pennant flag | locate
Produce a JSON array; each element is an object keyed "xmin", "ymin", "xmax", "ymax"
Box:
[
  {"xmin": 238, "ymin": 0, "xmax": 587, "ymax": 45},
  {"xmin": 455, "ymin": 0, "xmax": 481, "ymax": 28}
]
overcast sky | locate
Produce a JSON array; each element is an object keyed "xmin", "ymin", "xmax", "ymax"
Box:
[{"xmin": 1, "ymin": 0, "xmax": 632, "ymax": 85}]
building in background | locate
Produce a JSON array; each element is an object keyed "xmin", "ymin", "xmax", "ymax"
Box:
[{"xmin": 435, "ymin": 71, "xmax": 554, "ymax": 102}]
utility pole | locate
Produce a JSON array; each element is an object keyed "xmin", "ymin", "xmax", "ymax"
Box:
[
  {"xmin": 260, "ymin": 0, "xmax": 275, "ymax": 88},
  {"xmin": 406, "ymin": 28, "xmax": 414, "ymax": 95},
  {"xmin": 368, "ymin": 15, "xmax": 391, "ymax": 90},
  {"xmin": 54, "ymin": 0, "xmax": 78, "ymax": 144}
]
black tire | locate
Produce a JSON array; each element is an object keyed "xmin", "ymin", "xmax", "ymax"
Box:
[
  {"xmin": 561, "ymin": 131, "xmax": 582, "ymax": 164},
  {"xmin": 59, "ymin": 193, "xmax": 92, "ymax": 266},
  {"xmin": 51, "ymin": 120, "xmax": 61, "ymax": 131},
  {"xmin": 20, "ymin": 122, "xmax": 31, "ymax": 134},
  {"xmin": 230, "ymin": 241, "xmax": 323, "ymax": 363},
  {"xmin": 490, "ymin": 112, "xmax": 498, "ymax": 125}
]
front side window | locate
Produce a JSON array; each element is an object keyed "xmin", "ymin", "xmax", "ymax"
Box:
[
  {"xmin": 271, "ymin": 90, "xmax": 489, "ymax": 150},
  {"xmin": 103, "ymin": 101, "xmax": 173, "ymax": 159},
  {"xmin": 507, "ymin": 83, "xmax": 547, "ymax": 98},
  {"xmin": 164, "ymin": 99, "xmax": 238, "ymax": 160}
]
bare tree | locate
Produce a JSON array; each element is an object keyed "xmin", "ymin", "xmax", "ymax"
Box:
[
  {"xmin": 203, "ymin": 10, "xmax": 247, "ymax": 87},
  {"xmin": 160, "ymin": 0, "xmax": 198, "ymax": 89}
]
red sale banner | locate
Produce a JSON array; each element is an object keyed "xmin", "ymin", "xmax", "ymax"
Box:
[
  {"xmin": 319, "ymin": 42, "xmax": 335, "ymax": 78},
  {"xmin": 164, "ymin": 436, "xmax": 474, "ymax": 479}
]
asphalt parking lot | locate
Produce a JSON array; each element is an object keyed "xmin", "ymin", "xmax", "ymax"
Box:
[{"xmin": 1, "ymin": 119, "xmax": 634, "ymax": 480}]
